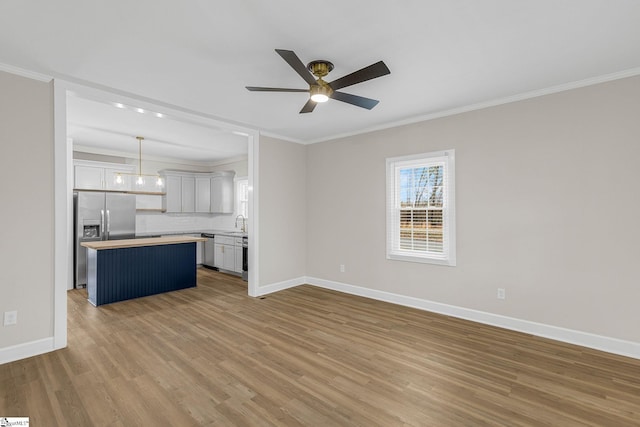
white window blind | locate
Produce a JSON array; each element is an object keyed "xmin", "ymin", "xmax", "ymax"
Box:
[{"xmin": 386, "ymin": 150, "xmax": 456, "ymax": 266}]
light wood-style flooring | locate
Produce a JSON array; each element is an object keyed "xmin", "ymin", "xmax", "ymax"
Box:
[{"xmin": 1, "ymin": 268, "xmax": 639, "ymax": 426}]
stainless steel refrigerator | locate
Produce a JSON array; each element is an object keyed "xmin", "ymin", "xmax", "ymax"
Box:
[{"xmin": 74, "ymin": 191, "xmax": 136, "ymax": 288}]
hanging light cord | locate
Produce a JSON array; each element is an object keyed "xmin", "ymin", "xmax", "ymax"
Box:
[{"xmin": 137, "ymin": 136, "xmax": 144, "ymax": 177}]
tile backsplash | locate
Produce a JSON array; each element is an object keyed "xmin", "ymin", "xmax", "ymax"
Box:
[{"xmin": 136, "ymin": 212, "xmax": 239, "ymax": 235}]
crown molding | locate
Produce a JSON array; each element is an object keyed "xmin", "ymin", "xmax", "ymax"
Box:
[
  {"xmin": 0, "ymin": 62, "xmax": 52, "ymax": 82},
  {"xmin": 306, "ymin": 66, "xmax": 640, "ymax": 145}
]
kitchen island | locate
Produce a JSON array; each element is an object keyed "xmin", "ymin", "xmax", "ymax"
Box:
[{"xmin": 81, "ymin": 235, "xmax": 206, "ymax": 306}]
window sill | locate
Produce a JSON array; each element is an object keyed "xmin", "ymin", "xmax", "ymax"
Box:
[{"xmin": 387, "ymin": 252, "xmax": 456, "ymax": 266}]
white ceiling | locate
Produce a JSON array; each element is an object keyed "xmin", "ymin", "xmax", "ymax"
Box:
[
  {"xmin": 67, "ymin": 96, "xmax": 248, "ymax": 163},
  {"xmin": 2, "ymin": 1, "xmax": 640, "ymax": 147}
]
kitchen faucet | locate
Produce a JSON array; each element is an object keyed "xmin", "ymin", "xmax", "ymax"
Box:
[{"xmin": 235, "ymin": 215, "xmax": 246, "ymax": 233}]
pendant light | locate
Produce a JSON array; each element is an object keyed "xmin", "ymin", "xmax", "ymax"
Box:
[{"xmin": 115, "ymin": 136, "xmax": 164, "ymax": 189}]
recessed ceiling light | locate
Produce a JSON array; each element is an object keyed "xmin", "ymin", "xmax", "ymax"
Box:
[
  {"xmin": 135, "ymin": 108, "xmax": 145, "ymax": 114},
  {"xmin": 155, "ymin": 112, "xmax": 164, "ymax": 118},
  {"xmin": 114, "ymin": 103, "xmax": 125, "ymax": 109}
]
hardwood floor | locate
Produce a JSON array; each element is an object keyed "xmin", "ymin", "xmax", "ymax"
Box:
[{"xmin": 1, "ymin": 268, "xmax": 639, "ymax": 426}]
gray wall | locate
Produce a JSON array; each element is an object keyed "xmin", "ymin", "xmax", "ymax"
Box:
[
  {"xmin": 306, "ymin": 75, "xmax": 640, "ymax": 343},
  {"xmin": 258, "ymin": 136, "xmax": 307, "ymax": 286},
  {"xmin": 0, "ymin": 71, "xmax": 54, "ymax": 348},
  {"xmin": 2, "ymin": 67, "xmax": 638, "ymax": 360}
]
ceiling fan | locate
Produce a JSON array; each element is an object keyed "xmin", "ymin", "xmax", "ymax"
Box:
[{"xmin": 246, "ymin": 49, "xmax": 391, "ymax": 114}]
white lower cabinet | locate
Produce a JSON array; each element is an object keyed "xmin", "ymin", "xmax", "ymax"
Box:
[
  {"xmin": 223, "ymin": 245, "xmax": 235, "ymax": 271},
  {"xmin": 214, "ymin": 243, "xmax": 225, "ymax": 270},
  {"xmin": 213, "ymin": 235, "xmax": 237, "ymax": 272}
]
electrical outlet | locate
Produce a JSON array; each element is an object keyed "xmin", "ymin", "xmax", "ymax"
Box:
[
  {"xmin": 497, "ymin": 288, "xmax": 506, "ymax": 300},
  {"xmin": 4, "ymin": 310, "xmax": 17, "ymax": 326},
  {"xmin": 340, "ymin": 264, "xmax": 345, "ymax": 273}
]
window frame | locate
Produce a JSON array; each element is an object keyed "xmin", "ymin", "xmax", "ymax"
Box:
[
  {"xmin": 386, "ymin": 149, "xmax": 456, "ymax": 266},
  {"xmin": 235, "ymin": 176, "xmax": 249, "ymax": 219}
]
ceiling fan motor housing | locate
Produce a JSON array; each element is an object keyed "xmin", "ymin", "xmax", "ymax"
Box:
[{"xmin": 307, "ymin": 60, "xmax": 334, "ymax": 78}]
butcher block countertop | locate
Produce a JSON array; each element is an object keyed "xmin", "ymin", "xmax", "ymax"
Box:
[{"xmin": 81, "ymin": 235, "xmax": 206, "ymax": 250}]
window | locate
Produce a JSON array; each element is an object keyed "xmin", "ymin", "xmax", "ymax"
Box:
[
  {"xmin": 236, "ymin": 177, "xmax": 249, "ymax": 218},
  {"xmin": 386, "ymin": 150, "xmax": 456, "ymax": 265}
]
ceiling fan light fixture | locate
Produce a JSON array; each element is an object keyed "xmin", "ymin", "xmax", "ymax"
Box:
[
  {"xmin": 310, "ymin": 93, "xmax": 329, "ymax": 103},
  {"xmin": 310, "ymin": 85, "xmax": 330, "ymax": 103}
]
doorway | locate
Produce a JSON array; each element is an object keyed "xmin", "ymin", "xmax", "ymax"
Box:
[{"xmin": 53, "ymin": 80, "xmax": 260, "ymax": 349}]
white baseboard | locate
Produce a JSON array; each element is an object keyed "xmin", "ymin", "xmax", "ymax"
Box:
[
  {"xmin": 0, "ymin": 337, "xmax": 56, "ymax": 365},
  {"xmin": 255, "ymin": 276, "xmax": 306, "ymax": 296},
  {"xmin": 305, "ymin": 276, "xmax": 640, "ymax": 360}
]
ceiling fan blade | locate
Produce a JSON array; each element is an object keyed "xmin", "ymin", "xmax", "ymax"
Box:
[
  {"xmin": 330, "ymin": 91, "xmax": 380, "ymax": 110},
  {"xmin": 275, "ymin": 49, "xmax": 318, "ymax": 87},
  {"xmin": 246, "ymin": 86, "xmax": 309, "ymax": 92},
  {"xmin": 328, "ymin": 61, "xmax": 390, "ymax": 91},
  {"xmin": 299, "ymin": 99, "xmax": 317, "ymax": 114}
]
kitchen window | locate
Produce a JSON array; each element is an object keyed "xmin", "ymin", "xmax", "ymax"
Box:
[
  {"xmin": 386, "ymin": 149, "xmax": 456, "ymax": 266},
  {"xmin": 236, "ymin": 177, "xmax": 249, "ymax": 218}
]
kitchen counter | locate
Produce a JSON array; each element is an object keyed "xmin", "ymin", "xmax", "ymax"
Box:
[
  {"xmin": 82, "ymin": 236, "xmax": 204, "ymax": 306},
  {"xmin": 213, "ymin": 231, "xmax": 247, "ymax": 237},
  {"xmin": 81, "ymin": 235, "xmax": 206, "ymax": 250},
  {"xmin": 135, "ymin": 230, "xmax": 247, "ymax": 238}
]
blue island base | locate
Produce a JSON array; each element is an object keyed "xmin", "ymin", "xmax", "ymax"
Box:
[{"xmin": 86, "ymin": 242, "xmax": 197, "ymax": 306}]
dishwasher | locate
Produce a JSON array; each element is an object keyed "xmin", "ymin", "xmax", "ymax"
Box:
[{"xmin": 201, "ymin": 233, "xmax": 216, "ymax": 269}]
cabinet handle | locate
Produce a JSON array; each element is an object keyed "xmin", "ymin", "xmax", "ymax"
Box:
[
  {"xmin": 100, "ymin": 210, "xmax": 105, "ymax": 239},
  {"xmin": 106, "ymin": 209, "xmax": 111, "ymax": 239}
]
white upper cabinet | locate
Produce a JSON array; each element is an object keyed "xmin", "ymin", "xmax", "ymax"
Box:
[
  {"xmin": 163, "ymin": 174, "xmax": 183, "ymax": 212},
  {"xmin": 210, "ymin": 172, "xmax": 235, "ymax": 214},
  {"xmin": 195, "ymin": 177, "xmax": 211, "ymax": 213},
  {"xmin": 181, "ymin": 176, "xmax": 196, "ymax": 213},
  {"xmin": 74, "ymin": 160, "xmax": 135, "ymax": 191},
  {"xmin": 74, "ymin": 164, "xmax": 104, "ymax": 190},
  {"xmin": 160, "ymin": 170, "xmax": 235, "ymax": 214},
  {"xmin": 162, "ymin": 172, "xmax": 196, "ymax": 213}
]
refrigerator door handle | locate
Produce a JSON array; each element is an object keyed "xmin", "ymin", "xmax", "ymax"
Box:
[
  {"xmin": 100, "ymin": 209, "xmax": 105, "ymax": 240},
  {"xmin": 106, "ymin": 209, "xmax": 111, "ymax": 240}
]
